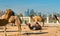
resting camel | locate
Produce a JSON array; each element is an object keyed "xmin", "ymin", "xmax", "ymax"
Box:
[
  {"xmin": 0, "ymin": 9, "xmax": 22, "ymax": 36},
  {"xmin": 26, "ymin": 22, "xmax": 42, "ymax": 30},
  {"xmin": 30, "ymin": 15, "xmax": 44, "ymax": 27}
]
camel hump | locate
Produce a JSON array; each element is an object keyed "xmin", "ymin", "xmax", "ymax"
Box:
[{"xmin": 33, "ymin": 16, "xmax": 44, "ymax": 22}]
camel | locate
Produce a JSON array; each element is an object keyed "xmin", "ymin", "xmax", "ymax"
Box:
[
  {"xmin": 26, "ymin": 22, "xmax": 42, "ymax": 30},
  {"xmin": 54, "ymin": 15, "xmax": 60, "ymax": 22},
  {"xmin": 30, "ymin": 15, "xmax": 44, "ymax": 27},
  {"xmin": 0, "ymin": 9, "xmax": 22, "ymax": 36}
]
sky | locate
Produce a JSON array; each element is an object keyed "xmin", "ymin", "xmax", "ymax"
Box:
[{"xmin": 0, "ymin": 0, "xmax": 60, "ymax": 14}]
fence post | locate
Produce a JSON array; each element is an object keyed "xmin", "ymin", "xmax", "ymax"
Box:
[
  {"xmin": 57, "ymin": 21, "xmax": 58, "ymax": 24},
  {"xmin": 29, "ymin": 17, "xmax": 30, "ymax": 23},
  {"xmin": 57, "ymin": 17, "xmax": 59, "ymax": 24},
  {"xmin": 4, "ymin": 26, "xmax": 7, "ymax": 36},
  {"xmin": 47, "ymin": 16, "xmax": 49, "ymax": 24}
]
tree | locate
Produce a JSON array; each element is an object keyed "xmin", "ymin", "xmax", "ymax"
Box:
[
  {"xmin": 19, "ymin": 13, "xmax": 23, "ymax": 17},
  {"xmin": 38, "ymin": 12, "xmax": 41, "ymax": 16},
  {"xmin": 33, "ymin": 12, "xmax": 37, "ymax": 16}
]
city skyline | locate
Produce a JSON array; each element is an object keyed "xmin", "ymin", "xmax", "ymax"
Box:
[{"xmin": 0, "ymin": 0, "xmax": 60, "ymax": 14}]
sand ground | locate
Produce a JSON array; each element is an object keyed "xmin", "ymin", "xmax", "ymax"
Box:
[
  {"xmin": 21, "ymin": 24, "xmax": 60, "ymax": 36},
  {"xmin": 0, "ymin": 24, "xmax": 60, "ymax": 36}
]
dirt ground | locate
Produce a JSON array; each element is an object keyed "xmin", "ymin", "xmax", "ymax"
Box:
[
  {"xmin": 0, "ymin": 24, "xmax": 60, "ymax": 36},
  {"xmin": 21, "ymin": 24, "xmax": 60, "ymax": 36}
]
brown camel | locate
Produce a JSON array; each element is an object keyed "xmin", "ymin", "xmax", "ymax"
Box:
[
  {"xmin": 0, "ymin": 9, "xmax": 22, "ymax": 36},
  {"xmin": 30, "ymin": 15, "xmax": 44, "ymax": 27}
]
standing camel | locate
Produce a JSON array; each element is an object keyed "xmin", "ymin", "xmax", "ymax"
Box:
[
  {"xmin": 54, "ymin": 15, "xmax": 60, "ymax": 22},
  {"xmin": 30, "ymin": 15, "xmax": 44, "ymax": 27},
  {"xmin": 0, "ymin": 9, "xmax": 22, "ymax": 36}
]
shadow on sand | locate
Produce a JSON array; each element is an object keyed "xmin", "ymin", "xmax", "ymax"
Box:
[
  {"xmin": 44, "ymin": 26, "xmax": 59, "ymax": 28},
  {"xmin": 23, "ymin": 32, "xmax": 48, "ymax": 35}
]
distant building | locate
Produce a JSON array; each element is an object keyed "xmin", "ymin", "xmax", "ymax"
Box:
[
  {"xmin": 30, "ymin": 9, "xmax": 35, "ymax": 15},
  {"xmin": 25, "ymin": 9, "xmax": 35, "ymax": 16},
  {"xmin": 0, "ymin": 10, "xmax": 5, "ymax": 16},
  {"xmin": 25, "ymin": 9, "xmax": 30, "ymax": 16}
]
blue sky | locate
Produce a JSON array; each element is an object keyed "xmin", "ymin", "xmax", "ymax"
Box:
[{"xmin": 0, "ymin": 0, "xmax": 60, "ymax": 14}]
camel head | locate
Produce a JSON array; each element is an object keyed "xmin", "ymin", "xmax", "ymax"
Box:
[{"xmin": 5, "ymin": 9, "xmax": 15, "ymax": 19}]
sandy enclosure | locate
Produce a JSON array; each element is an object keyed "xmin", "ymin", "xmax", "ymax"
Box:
[
  {"xmin": 21, "ymin": 24, "xmax": 60, "ymax": 36},
  {"xmin": 0, "ymin": 24, "xmax": 60, "ymax": 36}
]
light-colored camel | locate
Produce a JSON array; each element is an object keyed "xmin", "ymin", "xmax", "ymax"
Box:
[
  {"xmin": 0, "ymin": 9, "xmax": 22, "ymax": 36},
  {"xmin": 30, "ymin": 16, "xmax": 44, "ymax": 27}
]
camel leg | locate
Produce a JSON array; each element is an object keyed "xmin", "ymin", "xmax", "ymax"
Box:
[
  {"xmin": 42, "ymin": 21, "xmax": 44, "ymax": 27},
  {"xmin": 4, "ymin": 26, "xmax": 7, "ymax": 36},
  {"xmin": 15, "ymin": 16, "xmax": 21, "ymax": 36},
  {"xmin": 15, "ymin": 16, "xmax": 21, "ymax": 31}
]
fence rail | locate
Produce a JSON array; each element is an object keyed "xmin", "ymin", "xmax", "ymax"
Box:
[{"xmin": 20, "ymin": 17, "xmax": 60, "ymax": 24}]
